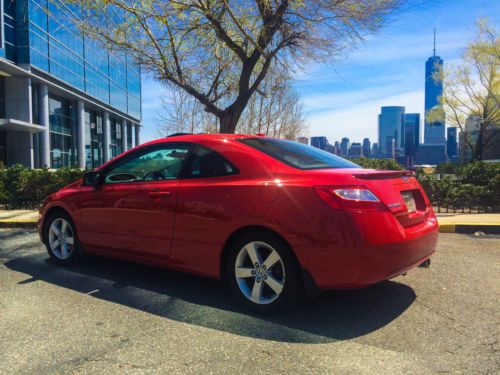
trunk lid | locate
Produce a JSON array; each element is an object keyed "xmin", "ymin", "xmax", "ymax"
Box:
[{"xmin": 352, "ymin": 170, "xmax": 430, "ymax": 227}]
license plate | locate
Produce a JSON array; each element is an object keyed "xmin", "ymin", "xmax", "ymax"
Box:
[{"xmin": 401, "ymin": 191, "xmax": 417, "ymax": 212}]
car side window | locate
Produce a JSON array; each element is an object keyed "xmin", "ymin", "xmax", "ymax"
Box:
[
  {"xmin": 103, "ymin": 144, "xmax": 190, "ymax": 184},
  {"xmin": 185, "ymin": 145, "xmax": 238, "ymax": 178}
]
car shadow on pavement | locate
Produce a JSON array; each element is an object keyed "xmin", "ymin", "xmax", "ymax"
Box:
[{"xmin": 5, "ymin": 253, "xmax": 416, "ymax": 344}]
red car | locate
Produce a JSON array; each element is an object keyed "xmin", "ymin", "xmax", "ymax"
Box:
[{"xmin": 38, "ymin": 134, "xmax": 438, "ymax": 313}]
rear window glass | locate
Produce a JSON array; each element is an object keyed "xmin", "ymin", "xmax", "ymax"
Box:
[
  {"xmin": 186, "ymin": 145, "xmax": 238, "ymax": 178},
  {"xmin": 239, "ymin": 138, "xmax": 360, "ymax": 170}
]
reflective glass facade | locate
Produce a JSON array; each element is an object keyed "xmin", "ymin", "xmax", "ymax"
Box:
[
  {"xmin": 109, "ymin": 117, "xmax": 122, "ymax": 158},
  {"xmin": 2, "ymin": 0, "xmax": 141, "ymax": 121},
  {"xmin": 424, "ymin": 55, "xmax": 445, "ymax": 145},
  {"xmin": 49, "ymin": 95, "xmax": 77, "ymax": 168},
  {"xmin": 378, "ymin": 106, "xmax": 405, "ymax": 156},
  {"xmin": 84, "ymin": 109, "xmax": 103, "ymax": 169}
]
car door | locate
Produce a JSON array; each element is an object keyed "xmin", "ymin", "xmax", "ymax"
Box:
[
  {"xmin": 170, "ymin": 144, "xmax": 242, "ymax": 273},
  {"xmin": 78, "ymin": 142, "xmax": 191, "ymax": 258}
]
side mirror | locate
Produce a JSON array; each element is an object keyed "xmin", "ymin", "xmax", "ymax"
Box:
[{"xmin": 83, "ymin": 171, "xmax": 101, "ymax": 186}]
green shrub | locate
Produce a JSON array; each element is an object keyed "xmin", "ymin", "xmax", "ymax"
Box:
[
  {"xmin": 417, "ymin": 161, "xmax": 500, "ymax": 209},
  {"xmin": 0, "ymin": 165, "xmax": 85, "ymax": 209},
  {"xmin": 434, "ymin": 162, "xmax": 459, "ymax": 175}
]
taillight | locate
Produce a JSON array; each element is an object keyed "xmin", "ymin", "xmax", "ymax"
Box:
[{"xmin": 313, "ymin": 186, "xmax": 386, "ymax": 211}]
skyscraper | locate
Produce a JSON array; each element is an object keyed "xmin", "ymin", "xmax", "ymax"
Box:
[
  {"xmin": 424, "ymin": 30, "xmax": 445, "ymax": 145},
  {"xmin": 404, "ymin": 113, "xmax": 420, "ymax": 163},
  {"xmin": 349, "ymin": 142, "xmax": 363, "ymax": 157},
  {"xmin": 310, "ymin": 136, "xmax": 328, "ymax": 150},
  {"xmin": 447, "ymin": 127, "xmax": 458, "ymax": 159},
  {"xmin": 340, "ymin": 137, "xmax": 350, "ymax": 157},
  {"xmin": 362, "ymin": 138, "xmax": 371, "ymax": 158},
  {"xmin": 378, "ymin": 106, "xmax": 405, "ymax": 156},
  {"xmin": 334, "ymin": 141, "xmax": 341, "ymax": 155}
]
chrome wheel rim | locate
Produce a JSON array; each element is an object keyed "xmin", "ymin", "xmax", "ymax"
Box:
[
  {"xmin": 48, "ymin": 218, "xmax": 75, "ymax": 260},
  {"xmin": 234, "ymin": 241, "xmax": 285, "ymax": 305}
]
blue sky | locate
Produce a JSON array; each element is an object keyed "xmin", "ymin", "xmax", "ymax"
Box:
[{"xmin": 139, "ymin": 0, "xmax": 500, "ymax": 144}]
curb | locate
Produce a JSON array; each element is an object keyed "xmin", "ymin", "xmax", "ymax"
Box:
[
  {"xmin": 0, "ymin": 221, "xmax": 37, "ymax": 229},
  {"xmin": 439, "ymin": 223, "xmax": 500, "ymax": 234}
]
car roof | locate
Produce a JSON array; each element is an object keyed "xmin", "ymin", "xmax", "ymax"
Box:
[{"xmin": 141, "ymin": 133, "xmax": 258, "ymax": 146}]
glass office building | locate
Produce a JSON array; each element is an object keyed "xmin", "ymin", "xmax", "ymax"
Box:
[
  {"xmin": 0, "ymin": 0, "xmax": 141, "ymax": 168},
  {"xmin": 378, "ymin": 106, "xmax": 405, "ymax": 157},
  {"xmin": 424, "ymin": 54, "xmax": 445, "ymax": 145}
]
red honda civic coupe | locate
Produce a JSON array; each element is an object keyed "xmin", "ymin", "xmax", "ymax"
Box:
[{"xmin": 38, "ymin": 134, "xmax": 438, "ymax": 313}]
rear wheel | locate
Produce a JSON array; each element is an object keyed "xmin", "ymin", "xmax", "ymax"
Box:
[
  {"xmin": 44, "ymin": 212, "xmax": 82, "ymax": 265},
  {"xmin": 226, "ymin": 231, "xmax": 303, "ymax": 314}
]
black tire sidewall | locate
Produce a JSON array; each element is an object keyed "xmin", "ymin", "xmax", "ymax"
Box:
[
  {"xmin": 226, "ymin": 230, "xmax": 303, "ymax": 314},
  {"xmin": 44, "ymin": 211, "xmax": 82, "ymax": 265}
]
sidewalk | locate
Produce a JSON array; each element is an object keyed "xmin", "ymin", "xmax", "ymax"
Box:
[
  {"xmin": 0, "ymin": 209, "xmax": 499, "ymax": 234},
  {"xmin": 0, "ymin": 209, "xmax": 39, "ymax": 228},
  {"xmin": 435, "ymin": 213, "xmax": 500, "ymax": 234}
]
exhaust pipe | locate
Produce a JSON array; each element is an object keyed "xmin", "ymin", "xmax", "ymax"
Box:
[{"xmin": 418, "ymin": 259, "xmax": 431, "ymax": 268}]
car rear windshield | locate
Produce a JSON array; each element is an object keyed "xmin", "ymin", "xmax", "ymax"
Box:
[{"xmin": 239, "ymin": 138, "xmax": 361, "ymax": 170}]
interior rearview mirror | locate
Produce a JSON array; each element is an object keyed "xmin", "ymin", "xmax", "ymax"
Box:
[{"xmin": 83, "ymin": 171, "xmax": 101, "ymax": 186}]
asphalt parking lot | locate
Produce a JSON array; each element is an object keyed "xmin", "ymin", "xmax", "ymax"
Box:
[{"xmin": 0, "ymin": 229, "xmax": 498, "ymax": 375}]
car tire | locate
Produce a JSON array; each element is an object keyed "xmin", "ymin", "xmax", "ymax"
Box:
[
  {"xmin": 44, "ymin": 211, "xmax": 83, "ymax": 265},
  {"xmin": 226, "ymin": 230, "xmax": 303, "ymax": 314}
]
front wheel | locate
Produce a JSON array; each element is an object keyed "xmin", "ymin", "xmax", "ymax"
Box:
[
  {"xmin": 44, "ymin": 212, "xmax": 82, "ymax": 265},
  {"xmin": 226, "ymin": 231, "xmax": 303, "ymax": 314}
]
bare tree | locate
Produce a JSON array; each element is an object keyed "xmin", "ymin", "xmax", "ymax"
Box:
[
  {"xmin": 157, "ymin": 86, "xmax": 218, "ymax": 137},
  {"xmin": 237, "ymin": 71, "xmax": 307, "ymax": 139},
  {"xmin": 71, "ymin": 0, "xmax": 403, "ymax": 133},
  {"xmin": 157, "ymin": 71, "xmax": 307, "ymax": 139},
  {"xmin": 432, "ymin": 20, "xmax": 499, "ymax": 161}
]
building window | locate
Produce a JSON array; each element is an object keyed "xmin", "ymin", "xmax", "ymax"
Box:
[
  {"xmin": 24, "ymin": 0, "xmax": 141, "ymax": 125},
  {"xmin": 49, "ymin": 96, "xmax": 77, "ymax": 168},
  {"xmin": 126, "ymin": 122, "xmax": 132, "ymax": 150},
  {"xmin": 109, "ymin": 117, "xmax": 122, "ymax": 158},
  {"xmin": 85, "ymin": 109, "xmax": 103, "ymax": 169}
]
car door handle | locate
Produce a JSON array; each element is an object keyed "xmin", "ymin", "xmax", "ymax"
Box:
[{"xmin": 148, "ymin": 191, "xmax": 171, "ymax": 198}]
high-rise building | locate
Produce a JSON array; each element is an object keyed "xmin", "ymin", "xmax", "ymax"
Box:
[
  {"xmin": 404, "ymin": 113, "xmax": 420, "ymax": 164},
  {"xmin": 0, "ymin": 1, "xmax": 142, "ymax": 168},
  {"xmin": 362, "ymin": 138, "xmax": 371, "ymax": 158},
  {"xmin": 297, "ymin": 137, "xmax": 308, "ymax": 145},
  {"xmin": 371, "ymin": 142, "xmax": 379, "ymax": 157},
  {"xmin": 378, "ymin": 106, "xmax": 405, "ymax": 156},
  {"xmin": 349, "ymin": 142, "xmax": 363, "ymax": 158},
  {"xmin": 311, "ymin": 136, "xmax": 328, "ymax": 150},
  {"xmin": 447, "ymin": 127, "xmax": 458, "ymax": 159},
  {"xmin": 324, "ymin": 144, "xmax": 337, "ymax": 154},
  {"xmin": 334, "ymin": 141, "xmax": 341, "ymax": 155},
  {"xmin": 340, "ymin": 137, "xmax": 350, "ymax": 157},
  {"xmin": 416, "ymin": 144, "xmax": 447, "ymax": 165},
  {"xmin": 424, "ymin": 30, "xmax": 445, "ymax": 145}
]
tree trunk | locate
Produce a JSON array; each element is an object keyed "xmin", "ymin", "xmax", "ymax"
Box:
[{"xmin": 219, "ymin": 102, "xmax": 247, "ymax": 133}]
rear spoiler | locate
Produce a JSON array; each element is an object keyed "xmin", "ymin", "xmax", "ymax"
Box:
[{"xmin": 352, "ymin": 170, "xmax": 415, "ymax": 180}]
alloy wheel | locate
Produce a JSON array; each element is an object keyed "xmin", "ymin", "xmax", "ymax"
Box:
[
  {"xmin": 234, "ymin": 241, "xmax": 286, "ymax": 305},
  {"xmin": 48, "ymin": 218, "xmax": 75, "ymax": 260}
]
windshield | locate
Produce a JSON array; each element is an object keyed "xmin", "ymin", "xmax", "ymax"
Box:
[{"xmin": 239, "ymin": 138, "xmax": 361, "ymax": 170}]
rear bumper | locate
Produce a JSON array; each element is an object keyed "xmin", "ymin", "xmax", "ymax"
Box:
[{"xmin": 298, "ymin": 210, "xmax": 438, "ymax": 290}]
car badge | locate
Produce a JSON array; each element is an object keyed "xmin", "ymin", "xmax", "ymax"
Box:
[{"xmin": 387, "ymin": 203, "xmax": 402, "ymax": 208}]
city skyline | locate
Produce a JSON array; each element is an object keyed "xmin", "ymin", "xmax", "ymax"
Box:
[{"xmin": 138, "ymin": 0, "xmax": 499, "ymax": 144}]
